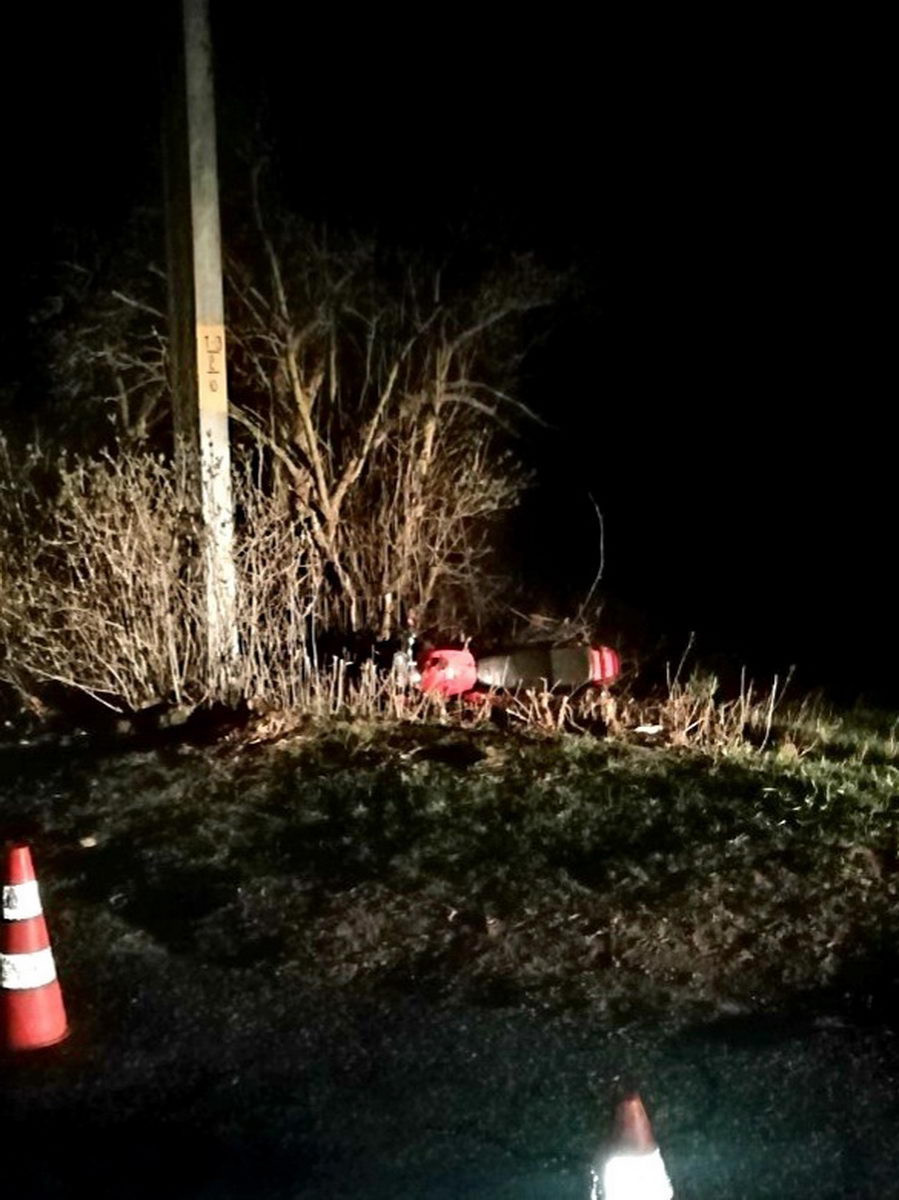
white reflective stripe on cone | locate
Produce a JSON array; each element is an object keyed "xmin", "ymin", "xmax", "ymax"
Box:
[
  {"xmin": 0, "ymin": 947, "xmax": 58, "ymax": 990},
  {"xmin": 2, "ymin": 880, "xmax": 43, "ymax": 920},
  {"xmin": 593, "ymin": 1149, "xmax": 674, "ymax": 1199}
]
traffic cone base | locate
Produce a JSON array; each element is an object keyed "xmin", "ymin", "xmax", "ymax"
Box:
[
  {"xmin": 601, "ymin": 1147, "xmax": 673, "ymax": 1199},
  {"xmin": 2, "ymin": 983, "xmax": 69, "ymax": 1049},
  {"xmin": 594, "ymin": 1092, "xmax": 673, "ymax": 1200}
]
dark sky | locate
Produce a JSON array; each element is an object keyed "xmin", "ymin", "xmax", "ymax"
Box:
[{"xmin": 3, "ymin": 7, "xmax": 894, "ymax": 700}]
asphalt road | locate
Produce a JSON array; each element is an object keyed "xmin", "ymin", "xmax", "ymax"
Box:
[{"xmin": 4, "ymin": 927, "xmax": 899, "ymax": 1199}]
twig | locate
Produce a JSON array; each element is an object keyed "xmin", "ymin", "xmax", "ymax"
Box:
[{"xmin": 574, "ymin": 494, "xmax": 606, "ymax": 627}]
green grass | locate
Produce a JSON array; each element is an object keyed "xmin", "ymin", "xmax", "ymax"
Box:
[{"xmin": 11, "ymin": 706, "xmax": 898, "ymax": 1029}]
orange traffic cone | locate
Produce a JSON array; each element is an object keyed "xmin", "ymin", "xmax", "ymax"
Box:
[
  {"xmin": 1, "ymin": 844, "xmax": 68, "ymax": 1050},
  {"xmin": 591, "ymin": 1092, "xmax": 673, "ymax": 1199}
]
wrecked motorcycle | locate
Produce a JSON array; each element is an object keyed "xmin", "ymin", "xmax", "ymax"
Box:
[{"xmin": 410, "ymin": 643, "xmax": 620, "ymax": 699}]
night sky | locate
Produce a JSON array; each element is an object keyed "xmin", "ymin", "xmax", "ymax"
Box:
[{"xmin": 3, "ymin": 7, "xmax": 894, "ymax": 702}]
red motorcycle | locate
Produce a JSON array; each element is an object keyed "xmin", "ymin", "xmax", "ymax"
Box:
[{"xmin": 414, "ymin": 643, "xmax": 620, "ymax": 699}]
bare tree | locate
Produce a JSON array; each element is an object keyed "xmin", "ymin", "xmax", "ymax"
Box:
[
  {"xmin": 23, "ymin": 200, "xmax": 562, "ymax": 645},
  {"xmin": 226, "ymin": 201, "xmax": 556, "ymax": 634}
]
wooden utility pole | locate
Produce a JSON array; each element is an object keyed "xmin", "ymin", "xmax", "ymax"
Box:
[{"xmin": 163, "ymin": 0, "xmax": 238, "ymax": 693}]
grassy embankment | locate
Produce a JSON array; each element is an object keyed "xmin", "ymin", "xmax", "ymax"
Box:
[{"xmin": 9, "ymin": 689, "xmax": 899, "ymax": 1028}]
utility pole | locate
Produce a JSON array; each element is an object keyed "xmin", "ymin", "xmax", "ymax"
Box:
[{"xmin": 163, "ymin": 0, "xmax": 238, "ymax": 695}]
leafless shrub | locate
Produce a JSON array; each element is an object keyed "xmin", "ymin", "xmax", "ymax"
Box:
[
  {"xmin": 0, "ymin": 443, "xmax": 321, "ymax": 713},
  {"xmin": 227, "ymin": 458, "xmax": 320, "ymax": 709},
  {"xmin": 225, "ymin": 202, "xmax": 550, "ymax": 636},
  {"xmin": 0, "ymin": 439, "xmax": 488, "ymax": 721},
  {"xmin": 0, "ymin": 441, "xmax": 204, "ymax": 711},
  {"xmin": 35, "ymin": 200, "xmax": 556, "ymax": 640}
]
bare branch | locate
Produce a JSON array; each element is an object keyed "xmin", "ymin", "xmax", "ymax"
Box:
[{"xmin": 110, "ymin": 290, "xmax": 167, "ymax": 320}]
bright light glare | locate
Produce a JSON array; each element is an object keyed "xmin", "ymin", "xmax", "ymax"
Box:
[{"xmin": 595, "ymin": 1149, "xmax": 674, "ymax": 1199}]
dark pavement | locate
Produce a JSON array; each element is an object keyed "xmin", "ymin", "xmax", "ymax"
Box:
[{"xmin": 4, "ymin": 924, "xmax": 899, "ymax": 1198}]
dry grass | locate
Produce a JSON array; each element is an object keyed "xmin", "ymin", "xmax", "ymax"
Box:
[
  {"xmin": 597, "ymin": 670, "xmax": 786, "ymax": 752},
  {"xmin": 465, "ymin": 668, "xmax": 838, "ymax": 761}
]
